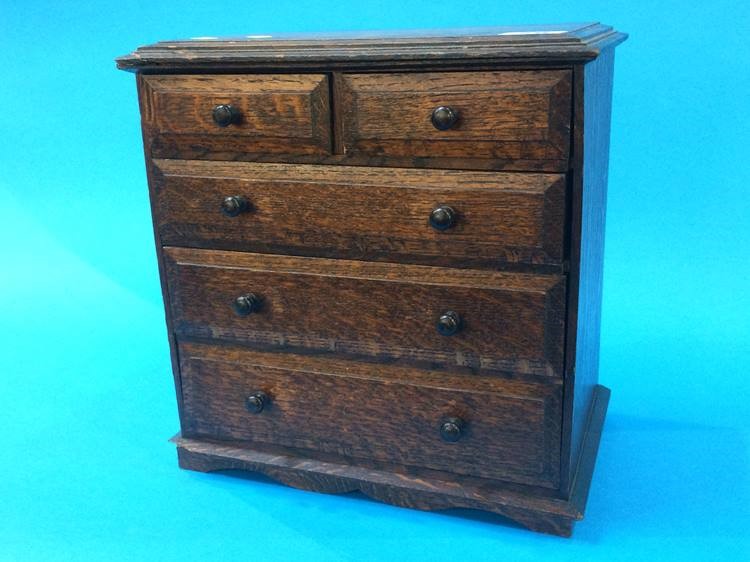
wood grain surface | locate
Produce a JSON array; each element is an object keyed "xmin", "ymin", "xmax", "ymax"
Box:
[
  {"xmin": 337, "ymin": 70, "xmax": 571, "ymax": 171},
  {"xmin": 139, "ymin": 74, "xmax": 331, "ymax": 158},
  {"xmin": 178, "ymin": 342, "xmax": 562, "ymax": 487},
  {"xmin": 560, "ymin": 48, "xmax": 616, "ymax": 493},
  {"xmin": 172, "ymin": 385, "xmax": 610, "ymax": 537},
  {"xmin": 117, "ymin": 24, "xmax": 627, "ymax": 535},
  {"xmin": 152, "ymin": 159, "xmax": 566, "ymax": 268},
  {"xmin": 116, "ymin": 23, "xmax": 628, "ymax": 71},
  {"xmin": 164, "ymin": 247, "xmax": 567, "ymax": 377}
]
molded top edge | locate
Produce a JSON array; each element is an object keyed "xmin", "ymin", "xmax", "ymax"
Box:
[{"xmin": 116, "ymin": 22, "xmax": 627, "ymax": 71}]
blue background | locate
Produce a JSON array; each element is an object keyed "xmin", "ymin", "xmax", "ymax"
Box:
[{"xmin": 2, "ymin": 1, "xmax": 748, "ymax": 560}]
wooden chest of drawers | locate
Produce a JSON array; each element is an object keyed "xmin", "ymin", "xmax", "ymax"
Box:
[{"xmin": 117, "ymin": 22, "xmax": 626, "ymax": 536}]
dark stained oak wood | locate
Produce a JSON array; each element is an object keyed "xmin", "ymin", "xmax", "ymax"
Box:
[
  {"xmin": 338, "ymin": 70, "xmax": 571, "ymax": 171},
  {"xmin": 145, "ymin": 142, "xmax": 568, "ymax": 173},
  {"xmin": 118, "ymin": 24, "xmax": 626, "ymax": 536},
  {"xmin": 138, "ymin": 122, "xmax": 188, "ymax": 429},
  {"xmin": 173, "ymin": 385, "xmax": 610, "ymax": 537},
  {"xmin": 178, "ymin": 342, "xmax": 562, "ymax": 487},
  {"xmin": 116, "ymin": 23, "xmax": 627, "ymax": 72},
  {"xmin": 164, "ymin": 247, "xmax": 567, "ymax": 377},
  {"xmin": 560, "ymin": 47, "xmax": 617, "ymax": 494},
  {"xmin": 139, "ymin": 74, "xmax": 331, "ymax": 158},
  {"xmin": 152, "ymin": 158, "xmax": 566, "ymax": 268}
]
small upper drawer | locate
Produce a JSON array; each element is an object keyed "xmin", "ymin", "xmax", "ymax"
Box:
[
  {"xmin": 338, "ymin": 70, "xmax": 571, "ymax": 171},
  {"xmin": 152, "ymin": 159, "xmax": 566, "ymax": 268},
  {"xmin": 164, "ymin": 248, "xmax": 566, "ymax": 377},
  {"xmin": 139, "ymin": 74, "xmax": 331, "ymax": 158}
]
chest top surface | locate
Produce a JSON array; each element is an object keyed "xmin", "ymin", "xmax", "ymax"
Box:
[{"xmin": 116, "ymin": 22, "xmax": 627, "ymax": 71}]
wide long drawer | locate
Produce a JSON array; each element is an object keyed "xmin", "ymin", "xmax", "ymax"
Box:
[
  {"xmin": 178, "ymin": 342, "xmax": 562, "ymax": 488},
  {"xmin": 164, "ymin": 248, "xmax": 566, "ymax": 377},
  {"xmin": 153, "ymin": 159, "xmax": 566, "ymax": 267}
]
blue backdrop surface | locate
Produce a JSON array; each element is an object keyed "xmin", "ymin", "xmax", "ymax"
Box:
[{"xmin": 1, "ymin": 1, "xmax": 748, "ymax": 560}]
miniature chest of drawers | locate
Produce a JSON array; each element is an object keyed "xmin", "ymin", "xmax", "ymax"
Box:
[{"xmin": 117, "ymin": 22, "xmax": 626, "ymax": 536}]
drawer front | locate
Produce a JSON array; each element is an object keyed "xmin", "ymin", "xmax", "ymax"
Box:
[
  {"xmin": 178, "ymin": 342, "xmax": 562, "ymax": 488},
  {"xmin": 139, "ymin": 74, "xmax": 331, "ymax": 158},
  {"xmin": 338, "ymin": 70, "xmax": 571, "ymax": 171},
  {"xmin": 165, "ymin": 248, "xmax": 566, "ymax": 377},
  {"xmin": 153, "ymin": 159, "xmax": 566, "ymax": 267}
]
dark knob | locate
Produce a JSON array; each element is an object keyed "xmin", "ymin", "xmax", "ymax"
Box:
[
  {"xmin": 233, "ymin": 293, "xmax": 262, "ymax": 316},
  {"xmin": 245, "ymin": 391, "xmax": 269, "ymax": 414},
  {"xmin": 437, "ymin": 311, "xmax": 461, "ymax": 336},
  {"xmin": 212, "ymin": 104, "xmax": 240, "ymax": 127},
  {"xmin": 429, "ymin": 205, "xmax": 456, "ymax": 231},
  {"xmin": 431, "ymin": 106, "xmax": 459, "ymax": 130},
  {"xmin": 221, "ymin": 195, "xmax": 249, "ymax": 217},
  {"xmin": 440, "ymin": 417, "xmax": 465, "ymax": 442}
]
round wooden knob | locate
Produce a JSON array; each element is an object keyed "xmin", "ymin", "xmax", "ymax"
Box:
[
  {"xmin": 440, "ymin": 417, "xmax": 465, "ymax": 442},
  {"xmin": 436, "ymin": 311, "xmax": 461, "ymax": 336},
  {"xmin": 429, "ymin": 205, "xmax": 456, "ymax": 231},
  {"xmin": 245, "ymin": 391, "xmax": 269, "ymax": 413},
  {"xmin": 431, "ymin": 106, "xmax": 459, "ymax": 130},
  {"xmin": 221, "ymin": 195, "xmax": 249, "ymax": 217},
  {"xmin": 212, "ymin": 104, "xmax": 240, "ymax": 127},
  {"xmin": 233, "ymin": 293, "xmax": 262, "ymax": 316}
]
